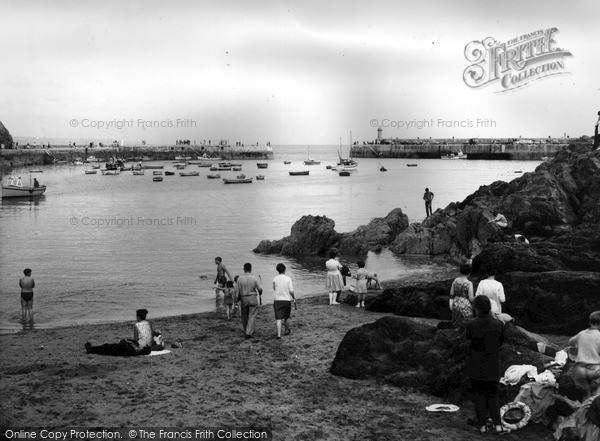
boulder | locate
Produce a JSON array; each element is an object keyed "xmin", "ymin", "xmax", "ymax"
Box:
[
  {"xmin": 330, "ymin": 316, "xmax": 555, "ymax": 402},
  {"xmin": 0, "ymin": 121, "xmax": 13, "ymax": 148},
  {"xmin": 254, "ymin": 209, "xmax": 409, "ymax": 257},
  {"xmin": 367, "ymin": 271, "xmax": 600, "ymax": 335}
]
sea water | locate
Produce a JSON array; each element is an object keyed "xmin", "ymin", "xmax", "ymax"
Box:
[{"xmin": 0, "ymin": 144, "xmax": 541, "ymax": 332}]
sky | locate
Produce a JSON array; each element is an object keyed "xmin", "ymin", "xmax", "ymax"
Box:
[{"xmin": 1, "ymin": 0, "xmax": 599, "ymax": 145}]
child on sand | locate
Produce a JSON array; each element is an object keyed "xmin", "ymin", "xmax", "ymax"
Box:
[
  {"xmin": 354, "ymin": 261, "xmax": 368, "ymax": 308},
  {"xmin": 222, "ymin": 281, "xmax": 236, "ymax": 320}
]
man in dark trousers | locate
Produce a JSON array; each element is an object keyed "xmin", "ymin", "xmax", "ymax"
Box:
[
  {"xmin": 423, "ymin": 188, "xmax": 434, "ymax": 217},
  {"xmin": 235, "ymin": 263, "xmax": 263, "ymax": 339}
]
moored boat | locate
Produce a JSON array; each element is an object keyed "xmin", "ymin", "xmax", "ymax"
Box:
[
  {"xmin": 339, "ymin": 171, "xmax": 351, "ymax": 177},
  {"xmin": 256, "ymin": 174, "xmax": 265, "ymax": 180},
  {"xmin": 142, "ymin": 164, "xmax": 165, "ymax": 169},
  {"xmin": 406, "ymin": 164, "xmax": 418, "ymax": 167},
  {"xmin": 153, "ymin": 176, "xmax": 163, "ymax": 182},
  {"xmin": 207, "ymin": 173, "xmax": 221, "ymax": 179},
  {"xmin": 2, "ymin": 176, "xmax": 46, "ymax": 198},
  {"xmin": 180, "ymin": 171, "xmax": 200, "ymax": 177},
  {"xmin": 133, "ymin": 170, "xmax": 145, "ymax": 176},
  {"xmin": 257, "ymin": 163, "xmax": 268, "ymax": 169},
  {"xmin": 164, "ymin": 171, "xmax": 175, "ymax": 176},
  {"xmin": 85, "ymin": 169, "xmax": 98, "ymax": 174},
  {"xmin": 153, "ymin": 171, "xmax": 163, "ymax": 176},
  {"xmin": 223, "ymin": 177, "xmax": 253, "ymax": 184},
  {"xmin": 101, "ymin": 169, "xmax": 120, "ymax": 175},
  {"xmin": 289, "ymin": 171, "xmax": 310, "ymax": 176}
]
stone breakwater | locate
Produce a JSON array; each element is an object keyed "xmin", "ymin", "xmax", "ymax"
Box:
[{"xmin": 0, "ymin": 145, "xmax": 274, "ymax": 167}]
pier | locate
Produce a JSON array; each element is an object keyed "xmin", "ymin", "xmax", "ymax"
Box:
[
  {"xmin": 350, "ymin": 139, "xmax": 569, "ymax": 160},
  {"xmin": 0, "ymin": 144, "xmax": 274, "ymax": 168}
]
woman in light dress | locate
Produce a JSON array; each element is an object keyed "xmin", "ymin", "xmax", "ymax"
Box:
[{"xmin": 325, "ymin": 250, "xmax": 344, "ymax": 305}]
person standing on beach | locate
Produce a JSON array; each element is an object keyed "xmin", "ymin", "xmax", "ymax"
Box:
[
  {"xmin": 235, "ymin": 263, "xmax": 262, "ymax": 339},
  {"xmin": 272, "ymin": 263, "xmax": 296, "ymax": 339},
  {"xmin": 423, "ymin": 188, "xmax": 434, "ymax": 217},
  {"xmin": 325, "ymin": 250, "xmax": 344, "ymax": 305},
  {"xmin": 465, "ymin": 295, "xmax": 506, "ymax": 434},
  {"xmin": 354, "ymin": 261, "xmax": 368, "ymax": 308},
  {"xmin": 19, "ymin": 268, "xmax": 35, "ymax": 324},
  {"xmin": 568, "ymin": 311, "xmax": 600, "ymax": 400},
  {"xmin": 449, "ymin": 264, "xmax": 474, "ymax": 327}
]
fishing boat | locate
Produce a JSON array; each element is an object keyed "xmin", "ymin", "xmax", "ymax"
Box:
[
  {"xmin": 101, "ymin": 168, "xmax": 120, "ymax": 175},
  {"xmin": 256, "ymin": 174, "xmax": 265, "ymax": 180},
  {"xmin": 303, "ymin": 147, "xmax": 321, "ymax": 165},
  {"xmin": 164, "ymin": 171, "xmax": 175, "ymax": 176},
  {"xmin": 207, "ymin": 173, "xmax": 221, "ymax": 179},
  {"xmin": 223, "ymin": 177, "xmax": 253, "ymax": 184},
  {"xmin": 84, "ymin": 169, "xmax": 98, "ymax": 174},
  {"xmin": 289, "ymin": 171, "xmax": 310, "ymax": 176},
  {"xmin": 257, "ymin": 163, "xmax": 268, "ymax": 169},
  {"xmin": 133, "ymin": 170, "xmax": 145, "ymax": 176},
  {"xmin": 180, "ymin": 171, "xmax": 200, "ymax": 177},
  {"xmin": 2, "ymin": 176, "xmax": 46, "ymax": 198},
  {"xmin": 335, "ymin": 134, "xmax": 358, "ymax": 171},
  {"xmin": 153, "ymin": 176, "xmax": 163, "ymax": 182},
  {"xmin": 153, "ymin": 171, "xmax": 163, "ymax": 176},
  {"xmin": 441, "ymin": 151, "xmax": 467, "ymax": 160}
]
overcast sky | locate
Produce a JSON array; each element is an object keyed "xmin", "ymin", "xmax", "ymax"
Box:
[{"xmin": 2, "ymin": 0, "xmax": 599, "ymax": 145}]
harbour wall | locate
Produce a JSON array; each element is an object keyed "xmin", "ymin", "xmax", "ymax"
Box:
[
  {"xmin": 0, "ymin": 145, "xmax": 274, "ymax": 167},
  {"xmin": 350, "ymin": 142, "xmax": 568, "ymax": 160}
]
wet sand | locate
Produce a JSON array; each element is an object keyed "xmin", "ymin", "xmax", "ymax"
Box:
[{"xmin": 0, "ymin": 293, "xmax": 555, "ymax": 440}]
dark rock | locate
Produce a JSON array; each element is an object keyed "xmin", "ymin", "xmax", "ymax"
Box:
[
  {"xmin": 0, "ymin": 121, "xmax": 14, "ymax": 148},
  {"xmin": 367, "ymin": 271, "xmax": 600, "ymax": 335},
  {"xmin": 254, "ymin": 209, "xmax": 409, "ymax": 257},
  {"xmin": 330, "ymin": 316, "xmax": 554, "ymax": 402},
  {"xmin": 497, "ymin": 271, "xmax": 600, "ymax": 335}
]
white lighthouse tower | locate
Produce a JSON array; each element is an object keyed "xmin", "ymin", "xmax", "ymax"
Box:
[{"xmin": 377, "ymin": 126, "xmax": 383, "ymax": 144}]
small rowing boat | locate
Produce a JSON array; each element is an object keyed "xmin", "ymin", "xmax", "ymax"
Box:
[
  {"xmin": 180, "ymin": 171, "xmax": 200, "ymax": 177},
  {"xmin": 289, "ymin": 171, "xmax": 309, "ymax": 176}
]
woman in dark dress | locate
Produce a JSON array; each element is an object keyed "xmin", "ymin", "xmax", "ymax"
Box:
[{"xmin": 465, "ymin": 295, "xmax": 507, "ymax": 434}]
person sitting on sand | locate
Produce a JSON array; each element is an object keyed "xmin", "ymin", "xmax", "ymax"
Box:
[
  {"xmin": 85, "ymin": 309, "xmax": 154, "ymax": 356},
  {"xmin": 568, "ymin": 311, "xmax": 600, "ymax": 400},
  {"xmin": 449, "ymin": 264, "xmax": 474, "ymax": 327}
]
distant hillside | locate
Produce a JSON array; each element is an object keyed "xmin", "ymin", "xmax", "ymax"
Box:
[{"xmin": 0, "ymin": 121, "xmax": 14, "ymax": 147}]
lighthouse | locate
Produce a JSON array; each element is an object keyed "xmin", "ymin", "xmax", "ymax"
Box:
[{"xmin": 377, "ymin": 126, "xmax": 383, "ymax": 144}]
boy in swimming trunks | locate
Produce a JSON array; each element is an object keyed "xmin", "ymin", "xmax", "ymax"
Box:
[{"xmin": 19, "ymin": 268, "xmax": 35, "ymax": 324}]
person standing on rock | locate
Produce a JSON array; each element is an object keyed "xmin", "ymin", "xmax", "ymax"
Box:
[
  {"xmin": 465, "ymin": 295, "xmax": 507, "ymax": 435},
  {"xmin": 235, "ymin": 263, "xmax": 262, "ymax": 339},
  {"xmin": 594, "ymin": 111, "xmax": 600, "ymax": 150},
  {"xmin": 568, "ymin": 310, "xmax": 600, "ymax": 399},
  {"xmin": 423, "ymin": 188, "xmax": 434, "ymax": 217},
  {"xmin": 325, "ymin": 250, "xmax": 344, "ymax": 305},
  {"xmin": 474, "ymin": 268, "xmax": 512, "ymax": 323}
]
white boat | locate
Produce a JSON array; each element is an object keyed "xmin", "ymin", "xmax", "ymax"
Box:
[
  {"xmin": 441, "ymin": 151, "xmax": 467, "ymax": 160},
  {"xmin": 2, "ymin": 176, "xmax": 46, "ymax": 198},
  {"xmin": 180, "ymin": 171, "xmax": 200, "ymax": 177},
  {"xmin": 335, "ymin": 133, "xmax": 358, "ymax": 171},
  {"xmin": 73, "ymin": 158, "xmax": 84, "ymax": 165},
  {"xmin": 153, "ymin": 171, "xmax": 163, "ymax": 176},
  {"xmin": 207, "ymin": 173, "xmax": 221, "ymax": 179},
  {"xmin": 303, "ymin": 147, "xmax": 321, "ymax": 165},
  {"xmin": 223, "ymin": 177, "xmax": 253, "ymax": 184},
  {"xmin": 101, "ymin": 169, "xmax": 120, "ymax": 175},
  {"xmin": 133, "ymin": 170, "xmax": 145, "ymax": 176}
]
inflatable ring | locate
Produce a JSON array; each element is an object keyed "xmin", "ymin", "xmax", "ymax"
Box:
[{"xmin": 500, "ymin": 401, "xmax": 531, "ymax": 430}]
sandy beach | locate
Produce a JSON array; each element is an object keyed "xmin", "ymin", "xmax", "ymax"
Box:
[{"xmin": 0, "ymin": 292, "xmax": 557, "ymax": 441}]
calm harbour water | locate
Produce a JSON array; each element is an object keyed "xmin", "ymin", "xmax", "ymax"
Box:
[{"xmin": 0, "ymin": 144, "xmax": 541, "ymax": 332}]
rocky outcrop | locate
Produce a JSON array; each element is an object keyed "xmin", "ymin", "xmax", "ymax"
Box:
[
  {"xmin": 253, "ymin": 208, "xmax": 409, "ymax": 257},
  {"xmin": 0, "ymin": 121, "xmax": 14, "ymax": 148},
  {"xmin": 366, "ymin": 271, "xmax": 600, "ymax": 336},
  {"xmin": 330, "ymin": 316, "xmax": 556, "ymax": 402}
]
